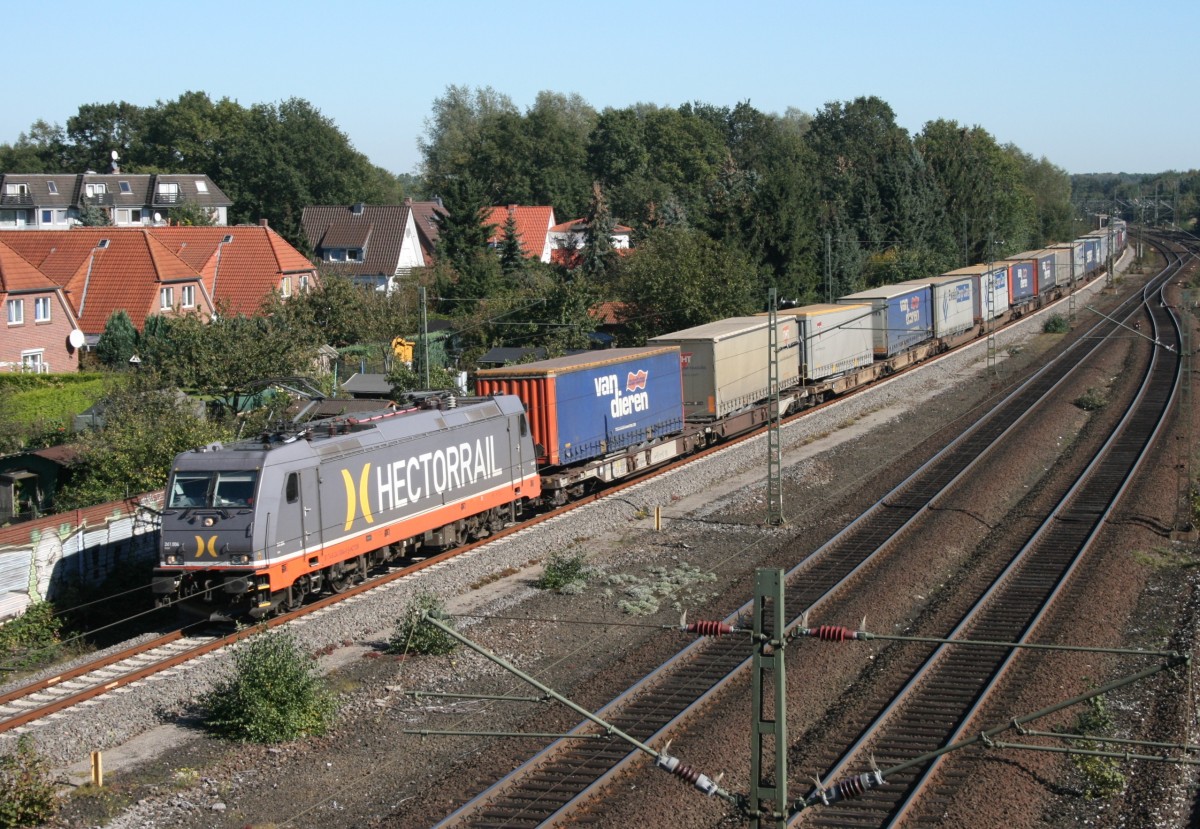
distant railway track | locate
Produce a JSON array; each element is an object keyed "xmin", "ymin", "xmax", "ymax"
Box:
[
  {"xmin": 795, "ymin": 240, "xmax": 1183, "ymax": 827},
  {"xmin": 433, "ymin": 244, "xmax": 1179, "ymax": 828}
]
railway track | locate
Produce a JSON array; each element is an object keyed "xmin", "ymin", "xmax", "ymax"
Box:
[
  {"xmin": 795, "ymin": 241, "xmax": 1184, "ymax": 827},
  {"xmin": 434, "ymin": 252, "xmax": 1175, "ymax": 827}
]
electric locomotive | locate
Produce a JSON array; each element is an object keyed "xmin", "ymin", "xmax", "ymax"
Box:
[{"xmin": 153, "ymin": 394, "xmax": 540, "ymax": 620}]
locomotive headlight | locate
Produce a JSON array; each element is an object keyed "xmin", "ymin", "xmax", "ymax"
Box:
[
  {"xmin": 203, "ymin": 517, "xmax": 216, "ymax": 527},
  {"xmin": 164, "ymin": 554, "xmax": 183, "ymax": 565},
  {"xmin": 230, "ymin": 554, "xmax": 251, "ymax": 565},
  {"xmin": 163, "ymin": 542, "xmax": 183, "ymax": 565}
]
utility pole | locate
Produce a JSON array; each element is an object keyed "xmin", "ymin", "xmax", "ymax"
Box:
[
  {"xmin": 1177, "ymin": 290, "xmax": 1196, "ymax": 536},
  {"xmin": 749, "ymin": 569, "xmax": 787, "ymax": 828},
  {"xmin": 766, "ymin": 288, "xmax": 784, "ymax": 526},
  {"xmin": 985, "ymin": 228, "xmax": 998, "ymax": 380},
  {"xmin": 419, "ymin": 285, "xmax": 430, "ymax": 389}
]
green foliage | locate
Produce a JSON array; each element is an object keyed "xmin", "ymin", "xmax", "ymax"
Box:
[
  {"xmin": 0, "ymin": 374, "xmax": 105, "ymax": 453},
  {"xmin": 1070, "ymin": 695, "xmax": 1126, "ymax": 799},
  {"xmin": 54, "ymin": 372, "xmax": 230, "ymax": 510},
  {"xmin": 168, "ymin": 200, "xmax": 217, "ymax": 226},
  {"xmin": 535, "ymin": 552, "xmax": 591, "ymax": 592},
  {"xmin": 95, "ymin": 310, "xmax": 138, "ymax": 368},
  {"xmin": 616, "ymin": 226, "xmax": 758, "ymax": 342},
  {"xmin": 0, "ymin": 603, "xmax": 62, "ymax": 668},
  {"xmin": 204, "ymin": 628, "xmax": 337, "ymax": 743},
  {"xmin": 77, "ymin": 202, "xmax": 112, "ymax": 227},
  {"xmin": 1043, "ymin": 314, "xmax": 1069, "ymax": 334},
  {"xmin": 387, "ymin": 363, "xmax": 461, "ymax": 396},
  {"xmin": 1074, "ymin": 387, "xmax": 1107, "ymax": 412},
  {"xmin": 0, "ymin": 737, "xmax": 58, "ymax": 828},
  {"xmin": 388, "ymin": 592, "xmax": 458, "ymax": 656}
]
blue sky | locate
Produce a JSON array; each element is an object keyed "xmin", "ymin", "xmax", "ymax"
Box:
[{"xmin": 4, "ymin": 0, "xmax": 1193, "ymax": 177}]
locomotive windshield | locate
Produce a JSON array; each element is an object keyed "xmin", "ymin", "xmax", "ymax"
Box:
[{"xmin": 168, "ymin": 470, "xmax": 258, "ymax": 509}]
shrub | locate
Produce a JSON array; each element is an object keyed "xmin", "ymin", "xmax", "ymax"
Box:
[
  {"xmin": 1044, "ymin": 314, "xmax": 1069, "ymax": 334},
  {"xmin": 388, "ymin": 592, "xmax": 457, "ymax": 656},
  {"xmin": 1070, "ymin": 695, "xmax": 1126, "ymax": 798},
  {"xmin": 535, "ymin": 552, "xmax": 590, "ymax": 592},
  {"xmin": 1075, "ymin": 388, "xmax": 1107, "ymax": 411},
  {"xmin": 0, "ymin": 737, "xmax": 58, "ymax": 828},
  {"xmin": 0, "ymin": 602, "xmax": 62, "ymax": 669},
  {"xmin": 204, "ymin": 628, "xmax": 337, "ymax": 743}
]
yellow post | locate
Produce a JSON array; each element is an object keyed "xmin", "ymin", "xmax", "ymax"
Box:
[
  {"xmin": 654, "ymin": 506, "xmax": 662, "ymax": 531},
  {"xmin": 90, "ymin": 751, "xmax": 103, "ymax": 787}
]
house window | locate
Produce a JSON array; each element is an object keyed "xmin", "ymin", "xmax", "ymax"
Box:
[
  {"xmin": 325, "ymin": 249, "xmax": 346, "ymax": 262},
  {"xmin": 280, "ymin": 277, "xmax": 292, "ymax": 298},
  {"xmin": 41, "ymin": 209, "xmax": 53, "ymax": 224},
  {"xmin": 156, "ymin": 182, "xmax": 180, "ymax": 202},
  {"xmin": 299, "ymin": 274, "xmax": 310, "ymax": 292},
  {"xmin": 195, "ymin": 180, "xmax": 208, "ymax": 193},
  {"xmin": 7, "ymin": 299, "xmax": 23, "ymax": 325},
  {"xmin": 116, "ymin": 208, "xmax": 129, "ymax": 223},
  {"xmin": 181, "ymin": 285, "xmax": 195, "ymax": 308},
  {"xmin": 4, "ymin": 183, "xmax": 28, "ymax": 196},
  {"xmin": 85, "ymin": 183, "xmax": 106, "ymax": 197},
  {"xmin": 160, "ymin": 287, "xmax": 174, "ymax": 309},
  {"xmin": 0, "ymin": 210, "xmax": 23, "ymax": 228},
  {"xmin": 119, "ymin": 181, "xmax": 132, "ymax": 194},
  {"xmin": 20, "ymin": 351, "xmax": 44, "ymax": 373},
  {"xmin": 347, "ymin": 249, "xmax": 362, "ymax": 261},
  {"xmin": 34, "ymin": 297, "xmax": 50, "ymax": 322},
  {"xmin": 46, "ymin": 181, "xmax": 58, "ymax": 195}
]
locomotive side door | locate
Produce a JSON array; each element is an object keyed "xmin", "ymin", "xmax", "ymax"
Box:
[
  {"xmin": 297, "ymin": 469, "xmax": 323, "ymax": 553},
  {"xmin": 277, "ymin": 468, "xmax": 323, "ymax": 557}
]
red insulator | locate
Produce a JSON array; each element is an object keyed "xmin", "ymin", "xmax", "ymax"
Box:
[
  {"xmin": 671, "ymin": 763, "xmax": 701, "ymax": 785},
  {"xmin": 686, "ymin": 620, "xmax": 734, "ymax": 637},
  {"xmin": 815, "ymin": 625, "xmax": 854, "ymax": 642},
  {"xmin": 836, "ymin": 775, "xmax": 866, "ymax": 800}
]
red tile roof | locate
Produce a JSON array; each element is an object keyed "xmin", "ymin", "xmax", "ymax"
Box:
[
  {"xmin": 482, "ymin": 205, "xmax": 555, "ymax": 260},
  {"xmin": 0, "ymin": 240, "xmax": 57, "ymax": 293},
  {"xmin": 0, "ymin": 225, "xmax": 316, "ymax": 331},
  {"xmin": 589, "ymin": 300, "xmax": 628, "ymax": 325}
]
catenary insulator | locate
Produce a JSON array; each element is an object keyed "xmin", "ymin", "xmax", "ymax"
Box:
[
  {"xmin": 655, "ymin": 753, "xmax": 721, "ymax": 796},
  {"xmin": 804, "ymin": 770, "xmax": 885, "ymax": 807},
  {"xmin": 685, "ymin": 620, "xmax": 734, "ymax": 637},
  {"xmin": 815, "ymin": 625, "xmax": 855, "ymax": 642}
]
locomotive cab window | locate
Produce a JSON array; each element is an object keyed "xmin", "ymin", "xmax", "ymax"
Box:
[
  {"xmin": 285, "ymin": 472, "xmax": 299, "ymax": 503},
  {"xmin": 214, "ymin": 471, "xmax": 257, "ymax": 507},
  {"xmin": 168, "ymin": 470, "xmax": 258, "ymax": 508},
  {"xmin": 519, "ymin": 414, "xmax": 528, "ymax": 437},
  {"xmin": 169, "ymin": 472, "xmax": 211, "ymax": 508}
]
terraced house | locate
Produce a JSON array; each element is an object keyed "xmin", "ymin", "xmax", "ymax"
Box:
[{"xmin": 0, "ymin": 173, "xmax": 232, "ymax": 229}]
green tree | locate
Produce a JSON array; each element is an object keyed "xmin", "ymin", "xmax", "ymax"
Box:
[
  {"xmin": 95, "ymin": 310, "xmax": 138, "ymax": 368},
  {"xmin": 168, "ymin": 200, "xmax": 217, "ymax": 226},
  {"xmin": 498, "ymin": 212, "xmax": 526, "ymax": 275},
  {"xmin": 64, "ymin": 100, "xmax": 146, "ymax": 172},
  {"xmin": 0, "ymin": 737, "xmax": 58, "ymax": 828},
  {"xmin": 616, "ymin": 227, "xmax": 758, "ymax": 342},
  {"xmin": 579, "ymin": 182, "xmax": 618, "ymax": 282},
  {"xmin": 55, "ymin": 372, "xmax": 229, "ymax": 509}
]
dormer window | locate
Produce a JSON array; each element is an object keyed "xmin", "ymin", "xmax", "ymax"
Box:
[
  {"xmin": 347, "ymin": 249, "xmax": 362, "ymax": 261},
  {"xmin": 85, "ymin": 183, "xmax": 106, "ymax": 197},
  {"xmin": 156, "ymin": 182, "xmax": 180, "ymax": 202},
  {"xmin": 326, "ymin": 249, "xmax": 346, "ymax": 262}
]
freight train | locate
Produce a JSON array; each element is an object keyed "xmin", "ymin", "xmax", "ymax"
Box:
[{"xmin": 153, "ymin": 223, "xmax": 1126, "ymax": 619}]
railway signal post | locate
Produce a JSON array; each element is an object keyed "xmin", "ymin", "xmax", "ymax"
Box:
[{"xmin": 749, "ymin": 568, "xmax": 788, "ymax": 828}]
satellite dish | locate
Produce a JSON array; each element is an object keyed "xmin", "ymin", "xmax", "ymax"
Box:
[
  {"xmin": 111, "ymin": 150, "xmax": 120, "ymax": 160},
  {"xmin": 68, "ymin": 329, "xmax": 86, "ymax": 349},
  {"xmin": 153, "ymin": 212, "xmax": 162, "ymax": 223}
]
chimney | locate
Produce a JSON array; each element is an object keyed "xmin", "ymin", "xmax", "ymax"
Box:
[
  {"xmin": 507, "ymin": 204, "xmax": 517, "ymax": 213},
  {"xmin": 403, "ymin": 197, "xmax": 413, "ymax": 206},
  {"xmin": 259, "ymin": 218, "xmax": 269, "ymax": 227}
]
